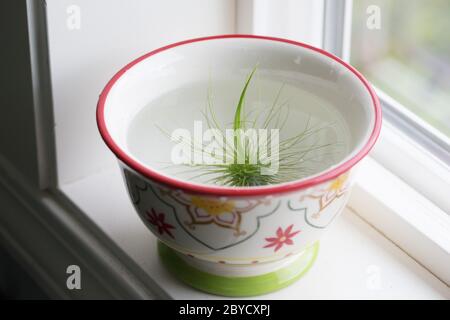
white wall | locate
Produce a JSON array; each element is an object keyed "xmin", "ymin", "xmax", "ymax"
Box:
[
  {"xmin": 236, "ymin": 0, "xmax": 324, "ymax": 47},
  {"xmin": 46, "ymin": 0, "xmax": 325, "ymax": 185},
  {"xmin": 46, "ymin": 0, "xmax": 236, "ymax": 185}
]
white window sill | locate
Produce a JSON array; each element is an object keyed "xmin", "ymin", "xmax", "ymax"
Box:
[
  {"xmin": 60, "ymin": 158, "xmax": 450, "ymax": 299},
  {"xmin": 349, "ymin": 157, "xmax": 450, "ymax": 285}
]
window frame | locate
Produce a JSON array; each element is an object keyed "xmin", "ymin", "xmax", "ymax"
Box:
[
  {"xmin": 0, "ymin": 0, "xmax": 159, "ymax": 299},
  {"xmin": 323, "ymin": 0, "xmax": 450, "ymax": 212},
  {"xmin": 45, "ymin": 0, "xmax": 450, "ymax": 285},
  {"xmin": 1, "ymin": 0, "xmax": 448, "ymax": 298},
  {"xmin": 322, "ymin": 0, "xmax": 450, "ymax": 283}
]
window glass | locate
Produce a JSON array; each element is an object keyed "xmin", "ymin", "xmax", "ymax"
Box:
[{"xmin": 351, "ymin": 0, "xmax": 450, "ymax": 137}]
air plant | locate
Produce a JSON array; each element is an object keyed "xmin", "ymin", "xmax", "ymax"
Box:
[{"xmin": 163, "ymin": 66, "xmax": 339, "ymax": 187}]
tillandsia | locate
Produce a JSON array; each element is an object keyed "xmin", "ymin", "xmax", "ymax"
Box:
[{"xmin": 163, "ymin": 66, "xmax": 340, "ymax": 187}]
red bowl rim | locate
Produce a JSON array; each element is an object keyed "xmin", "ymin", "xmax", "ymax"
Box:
[{"xmin": 97, "ymin": 34, "xmax": 382, "ymax": 196}]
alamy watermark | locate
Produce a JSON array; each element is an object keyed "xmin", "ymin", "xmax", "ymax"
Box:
[
  {"xmin": 170, "ymin": 121, "xmax": 280, "ymax": 175},
  {"xmin": 66, "ymin": 265, "xmax": 81, "ymax": 290},
  {"xmin": 66, "ymin": 4, "xmax": 81, "ymax": 30},
  {"xmin": 366, "ymin": 5, "xmax": 381, "ymax": 30},
  {"xmin": 366, "ymin": 264, "xmax": 382, "ymax": 290}
]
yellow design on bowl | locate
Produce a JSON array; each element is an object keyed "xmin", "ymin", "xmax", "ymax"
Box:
[
  {"xmin": 191, "ymin": 197, "xmax": 236, "ymax": 216},
  {"xmin": 328, "ymin": 173, "xmax": 348, "ymax": 191}
]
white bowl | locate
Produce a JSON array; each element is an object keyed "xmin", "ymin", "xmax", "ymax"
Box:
[{"xmin": 97, "ymin": 35, "xmax": 381, "ymax": 296}]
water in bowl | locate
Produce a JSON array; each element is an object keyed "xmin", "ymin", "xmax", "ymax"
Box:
[{"xmin": 126, "ymin": 74, "xmax": 351, "ymax": 187}]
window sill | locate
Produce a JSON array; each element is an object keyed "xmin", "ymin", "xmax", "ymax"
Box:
[
  {"xmin": 349, "ymin": 157, "xmax": 450, "ymax": 285},
  {"xmin": 58, "ymin": 159, "xmax": 449, "ymax": 299}
]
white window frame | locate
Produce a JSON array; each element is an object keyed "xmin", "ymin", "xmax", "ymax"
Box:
[
  {"xmin": 320, "ymin": 0, "xmax": 450, "ymax": 283},
  {"xmin": 1, "ymin": 0, "xmax": 448, "ymax": 298},
  {"xmin": 322, "ymin": 0, "xmax": 450, "ymax": 208},
  {"xmin": 0, "ymin": 0, "xmax": 161, "ymax": 299}
]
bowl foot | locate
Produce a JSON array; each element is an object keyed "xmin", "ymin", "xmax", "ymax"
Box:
[{"xmin": 158, "ymin": 241, "xmax": 319, "ymax": 297}]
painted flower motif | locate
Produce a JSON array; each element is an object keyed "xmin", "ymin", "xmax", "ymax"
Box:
[
  {"xmin": 164, "ymin": 191, "xmax": 269, "ymax": 237},
  {"xmin": 145, "ymin": 208, "xmax": 175, "ymax": 239},
  {"xmin": 264, "ymin": 225, "xmax": 300, "ymax": 252}
]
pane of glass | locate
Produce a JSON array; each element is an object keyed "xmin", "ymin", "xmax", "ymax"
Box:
[{"xmin": 351, "ymin": 0, "xmax": 450, "ymax": 137}]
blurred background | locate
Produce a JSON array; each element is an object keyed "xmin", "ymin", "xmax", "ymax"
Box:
[{"xmin": 351, "ymin": 0, "xmax": 450, "ymax": 137}]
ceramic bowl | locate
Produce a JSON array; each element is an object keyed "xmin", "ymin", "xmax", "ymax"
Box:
[{"xmin": 97, "ymin": 35, "xmax": 381, "ymax": 296}]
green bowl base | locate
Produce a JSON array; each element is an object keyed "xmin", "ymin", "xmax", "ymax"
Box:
[{"xmin": 158, "ymin": 241, "xmax": 319, "ymax": 297}]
